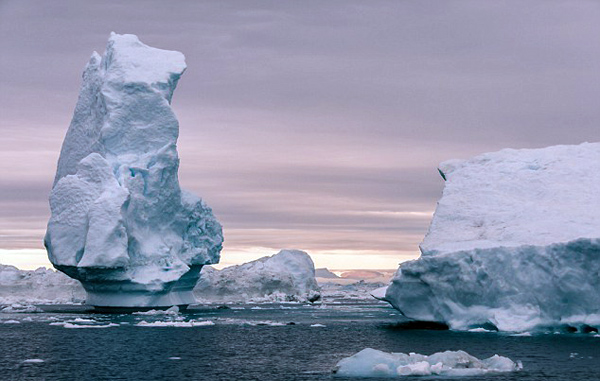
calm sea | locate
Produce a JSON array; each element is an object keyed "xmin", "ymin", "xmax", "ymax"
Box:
[{"xmin": 1, "ymin": 300, "xmax": 598, "ymax": 380}]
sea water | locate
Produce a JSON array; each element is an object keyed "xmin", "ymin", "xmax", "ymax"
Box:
[{"xmin": 1, "ymin": 300, "xmax": 598, "ymax": 380}]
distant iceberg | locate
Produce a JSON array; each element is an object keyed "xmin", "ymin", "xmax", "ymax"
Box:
[
  {"xmin": 385, "ymin": 143, "xmax": 600, "ymax": 332},
  {"xmin": 194, "ymin": 250, "xmax": 321, "ymax": 303},
  {"xmin": 44, "ymin": 33, "xmax": 223, "ymax": 308},
  {"xmin": 0, "ymin": 265, "xmax": 84, "ymax": 305}
]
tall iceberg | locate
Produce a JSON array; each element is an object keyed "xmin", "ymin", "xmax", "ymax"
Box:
[
  {"xmin": 385, "ymin": 143, "xmax": 600, "ymax": 332},
  {"xmin": 45, "ymin": 33, "xmax": 223, "ymax": 308}
]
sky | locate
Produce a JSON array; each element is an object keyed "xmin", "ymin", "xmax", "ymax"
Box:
[{"xmin": 1, "ymin": 0, "xmax": 600, "ymax": 270}]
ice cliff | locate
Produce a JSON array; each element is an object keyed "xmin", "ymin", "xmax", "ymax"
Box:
[
  {"xmin": 385, "ymin": 143, "xmax": 600, "ymax": 332},
  {"xmin": 194, "ymin": 250, "xmax": 321, "ymax": 303},
  {"xmin": 45, "ymin": 33, "xmax": 223, "ymax": 308}
]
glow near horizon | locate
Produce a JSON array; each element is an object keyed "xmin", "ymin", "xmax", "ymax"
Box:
[{"xmin": 0, "ymin": 247, "xmax": 418, "ymax": 271}]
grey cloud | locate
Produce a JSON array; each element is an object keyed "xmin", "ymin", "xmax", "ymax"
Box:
[{"xmin": 1, "ymin": 1, "xmax": 599, "ymax": 266}]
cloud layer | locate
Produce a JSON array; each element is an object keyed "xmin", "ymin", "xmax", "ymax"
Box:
[{"xmin": 1, "ymin": 0, "xmax": 599, "ymax": 268}]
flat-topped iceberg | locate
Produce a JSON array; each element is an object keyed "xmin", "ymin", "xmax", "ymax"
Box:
[
  {"xmin": 44, "ymin": 33, "xmax": 223, "ymax": 308},
  {"xmin": 385, "ymin": 142, "xmax": 600, "ymax": 332},
  {"xmin": 194, "ymin": 250, "xmax": 321, "ymax": 303}
]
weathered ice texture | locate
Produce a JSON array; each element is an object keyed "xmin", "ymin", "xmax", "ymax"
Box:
[
  {"xmin": 385, "ymin": 143, "xmax": 600, "ymax": 332},
  {"xmin": 333, "ymin": 348, "xmax": 521, "ymax": 377},
  {"xmin": 45, "ymin": 33, "xmax": 223, "ymax": 308},
  {"xmin": 0, "ymin": 265, "xmax": 85, "ymax": 305},
  {"xmin": 194, "ymin": 250, "xmax": 321, "ymax": 303}
]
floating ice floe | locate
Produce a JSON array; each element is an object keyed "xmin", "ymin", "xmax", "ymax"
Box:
[
  {"xmin": 215, "ymin": 318, "xmax": 289, "ymax": 326},
  {"xmin": 132, "ymin": 306, "xmax": 180, "ymax": 316},
  {"xmin": 385, "ymin": 143, "xmax": 600, "ymax": 332},
  {"xmin": 22, "ymin": 359, "xmax": 45, "ymax": 364},
  {"xmin": 49, "ymin": 320, "xmax": 119, "ymax": 329},
  {"xmin": 333, "ymin": 348, "xmax": 522, "ymax": 377},
  {"xmin": 0, "ymin": 304, "xmax": 43, "ymax": 314},
  {"xmin": 136, "ymin": 320, "xmax": 214, "ymax": 327},
  {"xmin": 62, "ymin": 322, "xmax": 119, "ymax": 329}
]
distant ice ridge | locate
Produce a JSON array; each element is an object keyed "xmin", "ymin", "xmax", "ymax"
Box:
[
  {"xmin": 0, "ymin": 265, "xmax": 84, "ymax": 305},
  {"xmin": 194, "ymin": 250, "xmax": 321, "ymax": 303},
  {"xmin": 0, "ymin": 250, "xmax": 318, "ymax": 305},
  {"xmin": 385, "ymin": 142, "xmax": 600, "ymax": 332},
  {"xmin": 333, "ymin": 348, "xmax": 522, "ymax": 377},
  {"xmin": 44, "ymin": 33, "xmax": 223, "ymax": 308}
]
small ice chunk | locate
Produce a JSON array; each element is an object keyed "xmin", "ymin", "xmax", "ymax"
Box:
[
  {"xmin": 1, "ymin": 304, "xmax": 43, "ymax": 313},
  {"xmin": 468, "ymin": 328, "xmax": 493, "ymax": 333},
  {"xmin": 22, "ymin": 359, "xmax": 45, "ymax": 363},
  {"xmin": 310, "ymin": 323, "xmax": 326, "ymax": 327},
  {"xmin": 133, "ymin": 306, "xmax": 180, "ymax": 316},
  {"xmin": 3, "ymin": 320, "xmax": 21, "ymax": 324},
  {"xmin": 62, "ymin": 323, "xmax": 119, "ymax": 329},
  {"xmin": 136, "ymin": 320, "xmax": 214, "ymax": 327}
]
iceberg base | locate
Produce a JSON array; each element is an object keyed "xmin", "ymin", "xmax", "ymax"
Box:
[{"xmin": 56, "ymin": 264, "xmax": 202, "ymax": 309}]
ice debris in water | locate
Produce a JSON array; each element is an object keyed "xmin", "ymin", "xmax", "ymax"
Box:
[
  {"xmin": 132, "ymin": 306, "xmax": 180, "ymax": 316},
  {"xmin": 385, "ymin": 142, "xmax": 600, "ymax": 332},
  {"xmin": 22, "ymin": 359, "xmax": 45, "ymax": 364},
  {"xmin": 333, "ymin": 348, "xmax": 522, "ymax": 377},
  {"xmin": 136, "ymin": 320, "xmax": 214, "ymax": 327},
  {"xmin": 44, "ymin": 33, "xmax": 222, "ymax": 308},
  {"xmin": 1, "ymin": 304, "xmax": 43, "ymax": 314}
]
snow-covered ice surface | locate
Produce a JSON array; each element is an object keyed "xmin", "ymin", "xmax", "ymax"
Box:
[
  {"xmin": 194, "ymin": 250, "xmax": 321, "ymax": 303},
  {"xmin": 385, "ymin": 142, "xmax": 600, "ymax": 332},
  {"xmin": 0, "ymin": 265, "xmax": 84, "ymax": 305},
  {"xmin": 333, "ymin": 348, "xmax": 522, "ymax": 377},
  {"xmin": 44, "ymin": 33, "xmax": 222, "ymax": 308}
]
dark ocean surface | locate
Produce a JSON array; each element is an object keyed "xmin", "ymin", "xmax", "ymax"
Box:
[{"xmin": 1, "ymin": 301, "xmax": 599, "ymax": 380}]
